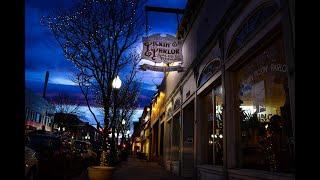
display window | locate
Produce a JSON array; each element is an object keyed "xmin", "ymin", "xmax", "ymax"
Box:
[
  {"xmin": 237, "ymin": 37, "xmax": 294, "ymax": 173},
  {"xmin": 213, "ymin": 85, "xmax": 223, "ymax": 166},
  {"xmin": 201, "ymin": 84, "xmax": 223, "ymax": 166}
]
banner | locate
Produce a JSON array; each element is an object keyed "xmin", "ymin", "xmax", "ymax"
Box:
[
  {"xmin": 139, "ymin": 64, "xmax": 184, "ymax": 72},
  {"xmin": 141, "ymin": 34, "xmax": 183, "ymax": 63}
]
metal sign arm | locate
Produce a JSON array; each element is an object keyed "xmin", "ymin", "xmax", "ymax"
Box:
[{"xmin": 145, "ymin": 6, "xmax": 184, "ymax": 14}]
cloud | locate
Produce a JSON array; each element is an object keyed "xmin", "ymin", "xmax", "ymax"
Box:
[{"xmin": 50, "ymin": 77, "xmax": 77, "ymax": 86}]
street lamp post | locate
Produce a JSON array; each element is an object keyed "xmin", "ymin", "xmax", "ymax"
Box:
[
  {"xmin": 120, "ymin": 119, "xmax": 126, "ymax": 148},
  {"xmin": 110, "ymin": 75, "xmax": 122, "ymax": 166}
]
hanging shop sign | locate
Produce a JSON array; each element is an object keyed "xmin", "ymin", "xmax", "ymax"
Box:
[
  {"xmin": 139, "ymin": 64, "xmax": 184, "ymax": 72},
  {"xmin": 141, "ymin": 34, "xmax": 183, "ymax": 63}
]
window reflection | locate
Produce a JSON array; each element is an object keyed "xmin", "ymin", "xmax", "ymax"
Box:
[
  {"xmin": 213, "ymin": 86, "xmax": 223, "ymax": 165},
  {"xmin": 202, "ymin": 84, "xmax": 223, "ymax": 166},
  {"xmin": 237, "ymin": 38, "xmax": 294, "ymax": 173}
]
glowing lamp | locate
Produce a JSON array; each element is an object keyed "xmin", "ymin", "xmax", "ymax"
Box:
[{"xmin": 112, "ymin": 76, "xmax": 122, "ymax": 89}]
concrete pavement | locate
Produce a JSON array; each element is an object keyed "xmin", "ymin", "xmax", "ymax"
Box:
[
  {"xmin": 112, "ymin": 157, "xmax": 188, "ymax": 180},
  {"xmin": 70, "ymin": 156, "xmax": 188, "ymax": 180}
]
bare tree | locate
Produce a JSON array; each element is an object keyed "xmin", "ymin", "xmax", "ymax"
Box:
[
  {"xmin": 52, "ymin": 92, "xmax": 81, "ymax": 115},
  {"xmin": 42, "ymin": 0, "xmax": 145, "ymax": 166},
  {"xmin": 114, "ymin": 57, "xmax": 140, "ymax": 148}
]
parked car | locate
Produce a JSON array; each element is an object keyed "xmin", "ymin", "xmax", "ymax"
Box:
[
  {"xmin": 25, "ymin": 146, "xmax": 38, "ymax": 180},
  {"xmin": 26, "ymin": 130, "xmax": 61, "ymax": 160},
  {"xmin": 26, "ymin": 130, "xmax": 63, "ymax": 179}
]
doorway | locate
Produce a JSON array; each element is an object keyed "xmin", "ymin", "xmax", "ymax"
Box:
[{"xmin": 182, "ymin": 100, "xmax": 195, "ymax": 178}]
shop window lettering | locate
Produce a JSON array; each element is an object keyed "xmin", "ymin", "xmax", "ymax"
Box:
[
  {"xmin": 245, "ymin": 64, "xmax": 287, "ymax": 82},
  {"xmin": 257, "ymin": 113, "xmax": 274, "ymax": 122}
]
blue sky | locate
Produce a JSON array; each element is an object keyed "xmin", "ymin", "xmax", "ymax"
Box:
[{"xmin": 25, "ymin": 0, "xmax": 187, "ymax": 123}]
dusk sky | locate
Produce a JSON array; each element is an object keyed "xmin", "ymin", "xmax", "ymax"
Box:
[{"xmin": 25, "ymin": 0, "xmax": 187, "ymax": 124}]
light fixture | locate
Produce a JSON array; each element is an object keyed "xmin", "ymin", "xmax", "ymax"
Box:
[
  {"xmin": 62, "ymin": 127, "xmax": 66, "ymax": 131},
  {"xmin": 214, "ymin": 135, "xmax": 218, "ymax": 138},
  {"xmin": 122, "ymin": 119, "xmax": 126, "ymax": 125},
  {"xmin": 58, "ymin": 127, "xmax": 61, "ymax": 131},
  {"xmin": 211, "ymin": 134, "xmax": 214, "ymax": 138},
  {"xmin": 147, "ymin": 108, "xmax": 150, "ymax": 112},
  {"xmin": 219, "ymin": 134, "xmax": 223, "ymax": 138},
  {"xmin": 112, "ymin": 75, "xmax": 122, "ymax": 89},
  {"xmin": 265, "ymin": 124, "xmax": 268, "ymax": 129}
]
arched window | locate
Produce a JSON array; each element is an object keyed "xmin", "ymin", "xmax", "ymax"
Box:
[
  {"xmin": 227, "ymin": 2, "xmax": 278, "ymax": 57},
  {"xmin": 198, "ymin": 58, "xmax": 221, "ymax": 87}
]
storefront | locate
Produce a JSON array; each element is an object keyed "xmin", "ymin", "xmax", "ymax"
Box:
[
  {"xmin": 142, "ymin": 0, "xmax": 294, "ymax": 179},
  {"xmin": 194, "ymin": 0, "xmax": 295, "ymax": 179}
]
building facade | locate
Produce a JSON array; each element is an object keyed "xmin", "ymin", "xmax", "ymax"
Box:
[
  {"xmin": 131, "ymin": 106, "xmax": 152, "ymax": 159},
  {"xmin": 25, "ymin": 89, "xmax": 55, "ymax": 132},
  {"xmin": 140, "ymin": 0, "xmax": 295, "ymax": 179}
]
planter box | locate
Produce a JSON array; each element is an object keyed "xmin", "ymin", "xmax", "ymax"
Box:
[{"xmin": 87, "ymin": 166, "xmax": 115, "ymax": 180}]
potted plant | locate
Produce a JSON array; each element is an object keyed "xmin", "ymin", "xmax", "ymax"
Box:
[{"xmin": 87, "ymin": 150, "xmax": 115, "ymax": 180}]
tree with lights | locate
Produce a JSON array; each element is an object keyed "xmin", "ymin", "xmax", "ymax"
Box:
[
  {"xmin": 42, "ymin": 0, "xmax": 145, "ymax": 171},
  {"xmin": 114, "ymin": 63, "xmax": 140, "ymax": 149}
]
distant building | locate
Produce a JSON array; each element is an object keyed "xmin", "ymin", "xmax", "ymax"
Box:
[
  {"xmin": 131, "ymin": 121, "xmax": 141, "ymax": 154},
  {"xmin": 53, "ymin": 113, "xmax": 100, "ymax": 142},
  {"xmin": 25, "ymin": 89, "xmax": 55, "ymax": 132},
  {"xmin": 131, "ymin": 105, "xmax": 152, "ymax": 159}
]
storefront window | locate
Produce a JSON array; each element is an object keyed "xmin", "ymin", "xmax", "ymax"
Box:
[
  {"xmin": 203, "ymin": 91, "xmax": 213, "ymax": 164},
  {"xmin": 202, "ymin": 84, "xmax": 223, "ymax": 165},
  {"xmin": 213, "ymin": 85, "xmax": 223, "ymax": 165},
  {"xmin": 237, "ymin": 38, "xmax": 294, "ymax": 173}
]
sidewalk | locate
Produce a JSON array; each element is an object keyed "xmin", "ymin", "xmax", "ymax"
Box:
[
  {"xmin": 70, "ymin": 157, "xmax": 188, "ymax": 180},
  {"xmin": 112, "ymin": 157, "xmax": 188, "ymax": 180}
]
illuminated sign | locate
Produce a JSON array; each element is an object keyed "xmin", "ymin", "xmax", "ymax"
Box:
[{"xmin": 141, "ymin": 34, "xmax": 183, "ymax": 63}]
